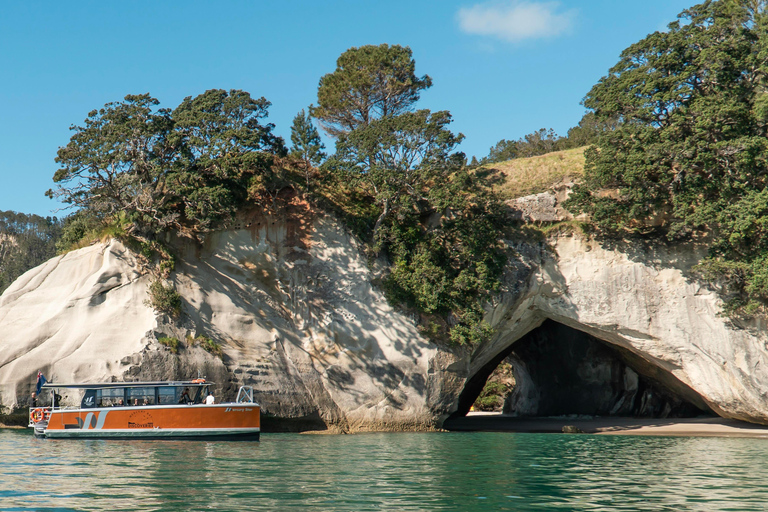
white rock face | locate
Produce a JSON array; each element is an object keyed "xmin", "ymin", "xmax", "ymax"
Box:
[
  {"xmin": 0, "ymin": 208, "xmax": 452, "ymax": 431},
  {"xmin": 478, "ymin": 234, "xmax": 768, "ymax": 423},
  {"xmin": 4, "ymin": 207, "xmax": 768, "ymax": 427},
  {"xmin": 0, "ymin": 241, "xmax": 155, "ymax": 407}
]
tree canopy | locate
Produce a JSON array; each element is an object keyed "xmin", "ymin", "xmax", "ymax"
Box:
[
  {"xmin": 41, "ymin": 46, "xmax": 508, "ymax": 346},
  {"xmin": 290, "ymin": 108, "xmax": 326, "ymax": 183},
  {"xmin": 565, "ymin": 0, "xmax": 768, "ymax": 315},
  {"xmin": 313, "ymin": 44, "xmax": 432, "ymax": 137},
  {"xmin": 479, "ymin": 112, "xmax": 618, "ymax": 165},
  {"xmin": 0, "ymin": 211, "xmax": 62, "ymax": 293},
  {"xmin": 325, "ymin": 108, "xmax": 506, "ymax": 344},
  {"xmin": 48, "ymin": 90, "xmax": 285, "ymax": 238},
  {"xmin": 330, "ymin": 109, "xmax": 464, "ymax": 239}
]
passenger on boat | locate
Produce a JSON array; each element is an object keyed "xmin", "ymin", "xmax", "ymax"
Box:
[
  {"xmin": 30, "ymin": 392, "xmax": 37, "ymax": 407},
  {"xmin": 205, "ymin": 392, "xmax": 215, "ymax": 405},
  {"xmin": 117, "ymin": 399, "xmax": 124, "ymax": 406},
  {"xmin": 179, "ymin": 388, "xmax": 191, "ymax": 404}
]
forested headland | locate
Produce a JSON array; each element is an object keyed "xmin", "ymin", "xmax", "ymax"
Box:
[{"xmin": 4, "ymin": 0, "xmax": 768, "ymax": 342}]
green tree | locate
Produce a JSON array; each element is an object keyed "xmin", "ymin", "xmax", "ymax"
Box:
[
  {"xmin": 290, "ymin": 108, "xmax": 326, "ymax": 184},
  {"xmin": 329, "ymin": 110, "xmax": 464, "ymax": 242},
  {"xmin": 565, "ymin": 0, "xmax": 768, "ymax": 314},
  {"xmin": 326, "ymin": 110, "xmax": 507, "ymax": 344},
  {"xmin": 0, "ymin": 211, "xmax": 62, "ymax": 293},
  {"xmin": 565, "ymin": 112, "xmax": 619, "ymax": 148},
  {"xmin": 313, "ymin": 44, "xmax": 432, "ymax": 137},
  {"xmin": 171, "ymin": 89, "xmax": 285, "ymax": 230},
  {"xmin": 48, "ymin": 94, "xmax": 176, "ymax": 236},
  {"xmin": 49, "ymin": 90, "xmax": 285, "ymax": 238}
]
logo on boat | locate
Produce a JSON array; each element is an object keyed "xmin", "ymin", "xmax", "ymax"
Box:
[
  {"xmin": 224, "ymin": 407, "xmax": 253, "ymax": 412},
  {"xmin": 127, "ymin": 411, "xmax": 154, "ymax": 429}
]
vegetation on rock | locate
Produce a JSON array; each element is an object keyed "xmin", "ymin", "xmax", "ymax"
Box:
[
  {"xmin": 565, "ymin": 0, "xmax": 768, "ymax": 316},
  {"xmin": 48, "ymin": 90, "xmax": 285, "ymax": 240},
  {"xmin": 145, "ymin": 280, "xmax": 182, "ymax": 318},
  {"xmin": 321, "ymin": 106, "xmax": 508, "ymax": 345},
  {"xmin": 188, "ymin": 334, "xmax": 223, "ymax": 357},
  {"xmin": 158, "ymin": 336, "xmax": 180, "ymax": 354},
  {"xmin": 472, "ymin": 362, "xmax": 514, "ymax": 412},
  {"xmin": 45, "ymin": 45, "xmax": 510, "ymax": 345}
]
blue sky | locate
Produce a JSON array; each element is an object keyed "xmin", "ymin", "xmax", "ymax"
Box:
[{"xmin": 1, "ymin": 0, "xmax": 694, "ymax": 217}]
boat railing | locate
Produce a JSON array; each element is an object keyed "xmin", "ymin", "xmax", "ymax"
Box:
[
  {"xmin": 235, "ymin": 385, "xmax": 256, "ymax": 404},
  {"xmin": 28, "ymin": 405, "xmax": 55, "ymax": 425}
]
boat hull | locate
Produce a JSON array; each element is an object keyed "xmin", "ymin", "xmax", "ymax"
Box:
[{"xmin": 40, "ymin": 403, "xmax": 260, "ymax": 440}]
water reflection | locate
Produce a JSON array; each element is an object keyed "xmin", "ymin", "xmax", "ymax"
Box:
[{"xmin": 3, "ymin": 429, "xmax": 768, "ymax": 511}]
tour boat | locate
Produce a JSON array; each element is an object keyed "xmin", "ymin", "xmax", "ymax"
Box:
[{"xmin": 28, "ymin": 379, "xmax": 260, "ymax": 440}]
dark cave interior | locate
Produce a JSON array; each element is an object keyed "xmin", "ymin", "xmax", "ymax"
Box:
[{"xmin": 452, "ymin": 320, "xmax": 714, "ymax": 420}]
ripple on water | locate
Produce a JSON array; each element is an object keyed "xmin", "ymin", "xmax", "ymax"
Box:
[{"xmin": 3, "ymin": 429, "xmax": 768, "ymax": 511}]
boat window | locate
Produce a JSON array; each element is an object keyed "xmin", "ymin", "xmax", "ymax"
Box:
[
  {"xmin": 157, "ymin": 387, "xmax": 178, "ymax": 405},
  {"xmin": 101, "ymin": 388, "xmax": 125, "ymax": 407},
  {"xmin": 127, "ymin": 387, "xmax": 155, "ymax": 406}
]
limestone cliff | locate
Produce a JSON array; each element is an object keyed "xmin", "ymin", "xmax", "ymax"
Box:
[
  {"xmin": 3, "ymin": 199, "xmax": 768, "ymax": 428},
  {"xmin": 0, "ymin": 206, "xmax": 456, "ymax": 432}
]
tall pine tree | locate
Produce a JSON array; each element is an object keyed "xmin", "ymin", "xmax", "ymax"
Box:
[{"xmin": 290, "ymin": 109, "xmax": 326, "ymax": 185}]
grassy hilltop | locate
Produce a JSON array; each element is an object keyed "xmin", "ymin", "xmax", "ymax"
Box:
[{"xmin": 483, "ymin": 147, "xmax": 586, "ymax": 201}]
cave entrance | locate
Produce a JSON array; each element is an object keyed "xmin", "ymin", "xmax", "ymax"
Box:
[{"xmin": 451, "ymin": 319, "xmax": 714, "ymax": 420}]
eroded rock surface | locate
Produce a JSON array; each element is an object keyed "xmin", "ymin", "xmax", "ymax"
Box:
[
  {"xmin": 0, "ymin": 206, "xmax": 457, "ymax": 432},
  {"xmin": 3, "ymin": 201, "xmax": 768, "ymax": 428},
  {"xmin": 471, "ymin": 233, "xmax": 768, "ymax": 424}
]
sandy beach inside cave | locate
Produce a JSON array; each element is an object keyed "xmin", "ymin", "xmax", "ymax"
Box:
[{"xmin": 448, "ymin": 413, "xmax": 768, "ymax": 438}]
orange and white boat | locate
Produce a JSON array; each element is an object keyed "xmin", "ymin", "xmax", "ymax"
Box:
[{"xmin": 28, "ymin": 379, "xmax": 260, "ymax": 440}]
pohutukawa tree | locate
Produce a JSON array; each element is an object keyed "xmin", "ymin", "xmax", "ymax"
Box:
[
  {"xmin": 312, "ymin": 44, "xmax": 432, "ymax": 137},
  {"xmin": 48, "ymin": 94, "xmax": 177, "ymax": 235},
  {"xmin": 171, "ymin": 89, "xmax": 285, "ymax": 229}
]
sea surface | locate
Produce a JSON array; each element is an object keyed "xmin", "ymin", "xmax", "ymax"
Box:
[{"xmin": 3, "ymin": 428, "xmax": 768, "ymax": 511}]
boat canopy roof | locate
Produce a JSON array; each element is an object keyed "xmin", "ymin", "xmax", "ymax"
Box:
[{"xmin": 42, "ymin": 380, "xmax": 212, "ymax": 390}]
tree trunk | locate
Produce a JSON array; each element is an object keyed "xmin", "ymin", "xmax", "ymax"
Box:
[{"xmin": 372, "ymin": 198, "xmax": 390, "ymax": 248}]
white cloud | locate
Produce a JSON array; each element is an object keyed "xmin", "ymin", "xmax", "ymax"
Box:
[{"xmin": 457, "ymin": 1, "xmax": 576, "ymax": 43}]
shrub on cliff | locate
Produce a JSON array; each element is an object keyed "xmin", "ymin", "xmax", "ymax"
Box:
[
  {"xmin": 158, "ymin": 336, "xmax": 180, "ymax": 354},
  {"xmin": 145, "ymin": 280, "xmax": 182, "ymax": 318},
  {"xmin": 565, "ymin": 0, "xmax": 768, "ymax": 315}
]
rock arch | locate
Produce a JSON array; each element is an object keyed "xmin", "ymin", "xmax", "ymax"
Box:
[
  {"xmin": 446, "ymin": 234, "xmax": 768, "ymax": 425},
  {"xmin": 451, "ymin": 319, "xmax": 713, "ymax": 419}
]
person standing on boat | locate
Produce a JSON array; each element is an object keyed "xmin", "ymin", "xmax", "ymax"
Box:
[
  {"xmin": 30, "ymin": 392, "xmax": 37, "ymax": 407},
  {"xmin": 179, "ymin": 388, "xmax": 191, "ymax": 404},
  {"xmin": 205, "ymin": 391, "xmax": 215, "ymax": 405}
]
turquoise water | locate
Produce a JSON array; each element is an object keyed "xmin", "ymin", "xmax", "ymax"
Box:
[{"xmin": 3, "ymin": 428, "xmax": 768, "ymax": 511}]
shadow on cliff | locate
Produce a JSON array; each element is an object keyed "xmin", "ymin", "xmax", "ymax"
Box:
[{"xmin": 165, "ymin": 202, "xmax": 433, "ymax": 430}]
